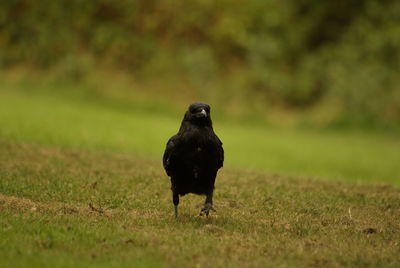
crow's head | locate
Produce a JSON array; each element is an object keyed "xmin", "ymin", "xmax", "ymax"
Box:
[
  {"xmin": 183, "ymin": 102, "xmax": 212, "ymax": 125},
  {"xmin": 189, "ymin": 102, "xmax": 210, "ymax": 118}
]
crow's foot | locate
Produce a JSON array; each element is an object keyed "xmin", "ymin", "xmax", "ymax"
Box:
[{"xmin": 199, "ymin": 203, "xmax": 216, "ymax": 217}]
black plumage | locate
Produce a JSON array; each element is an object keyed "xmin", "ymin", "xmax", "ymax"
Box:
[{"xmin": 163, "ymin": 102, "xmax": 224, "ymax": 217}]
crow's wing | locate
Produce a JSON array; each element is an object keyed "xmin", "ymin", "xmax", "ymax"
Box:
[
  {"xmin": 163, "ymin": 134, "xmax": 179, "ymax": 176},
  {"xmin": 216, "ymin": 135, "xmax": 224, "ymax": 168}
]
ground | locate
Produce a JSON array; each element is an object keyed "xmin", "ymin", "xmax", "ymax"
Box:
[
  {"xmin": 0, "ymin": 88, "xmax": 399, "ymax": 267},
  {"xmin": 1, "ymin": 141, "xmax": 399, "ymax": 267}
]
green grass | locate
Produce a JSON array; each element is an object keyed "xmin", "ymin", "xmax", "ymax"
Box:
[
  {"xmin": 1, "ymin": 141, "xmax": 399, "ymax": 267},
  {"xmin": 0, "ymin": 87, "xmax": 400, "ymax": 267},
  {"xmin": 0, "ymin": 90, "xmax": 399, "ymax": 184}
]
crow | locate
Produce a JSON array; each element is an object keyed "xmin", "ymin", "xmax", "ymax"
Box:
[{"xmin": 163, "ymin": 102, "xmax": 224, "ymax": 218}]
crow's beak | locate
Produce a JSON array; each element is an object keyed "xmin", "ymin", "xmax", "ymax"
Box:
[{"xmin": 196, "ymin": 109, "xmax": 207, "ymax": 118}]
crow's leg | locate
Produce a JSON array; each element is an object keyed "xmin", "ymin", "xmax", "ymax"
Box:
[
  {"xmin": 173, "ymin": 192, "xmax": 179, "ymax": 218},
  {"xmin": 200, "ymin": 191, "xmax": 216, "ymax": 217}
]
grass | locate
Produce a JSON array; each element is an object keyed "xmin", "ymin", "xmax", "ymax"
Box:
[
  {"xmin": 0, "ymin": 86, "xmax": 400, "ymax": 267},
  {"xmin": 1, "ymin": 140, "xmax": 399, "ymax": 267},
  {"xmin": 0, "ymin": 89, "xmax": 399, "ymax": 184}
]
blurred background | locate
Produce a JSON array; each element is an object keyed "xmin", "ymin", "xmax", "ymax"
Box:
[{"xmin": 1, "ymin": 0, "xmax": 399, "ymax": 184}]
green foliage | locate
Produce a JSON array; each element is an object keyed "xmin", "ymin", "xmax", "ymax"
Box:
[{"xmin": 1, "ymin": 0, "xmax": 400, "ymax": 126}]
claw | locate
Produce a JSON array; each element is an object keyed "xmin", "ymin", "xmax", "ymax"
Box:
[{"xmin": 199, "ymin": 203, "xmax": 216, "ymax": 217}]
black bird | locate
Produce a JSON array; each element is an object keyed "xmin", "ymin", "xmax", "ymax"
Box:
[{"xmin": 163, "ymin": 102, "xmax": 224, "ymax": 218}]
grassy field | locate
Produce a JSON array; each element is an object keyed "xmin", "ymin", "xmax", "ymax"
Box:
[
  {"xmin": 0, "ymin": 88, "xmax": 400, "ymax": 267},
  {"xmin": 0, "ymin": 89, "xmax": 399, "ymax": 184},
  {"xmin": 1, "ymin": 141, "xmax": 399, "ymax": 267}
]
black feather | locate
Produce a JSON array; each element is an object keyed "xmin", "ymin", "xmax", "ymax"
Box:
[{"xmin": 163, "ymin": 102, "xmax": 224, "ymax": 216}]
